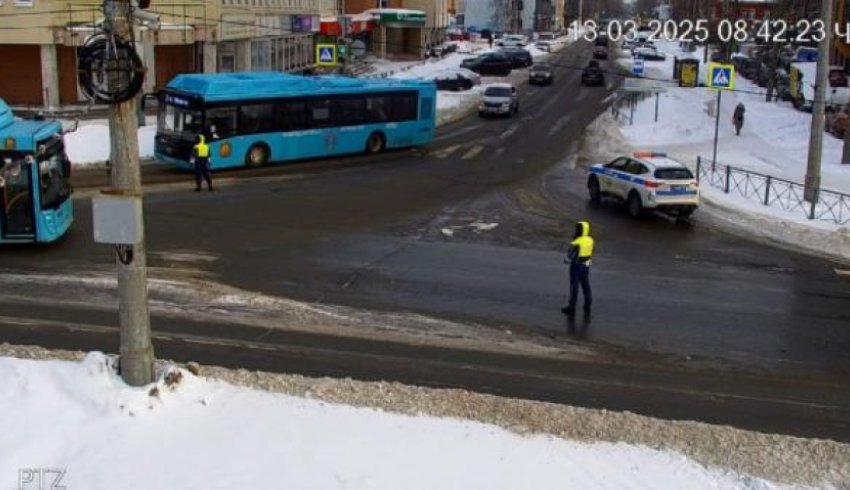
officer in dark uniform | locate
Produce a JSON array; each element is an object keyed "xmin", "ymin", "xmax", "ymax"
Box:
[
  {"xmin": 562, "ymin": 220, "xmax": 594, "ymax": 315},
  {"xmin": 191, "ymin": 134, "xmax": 213, "ymax": 192}
]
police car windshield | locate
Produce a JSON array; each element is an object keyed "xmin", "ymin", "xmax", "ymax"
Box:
[{"xmin": 654, "ymin": 168, "xmax": 694, "ymax": 180}]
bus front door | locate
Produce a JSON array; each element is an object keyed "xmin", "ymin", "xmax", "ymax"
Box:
[{"xmin": 0, "ymin": 161, "xmax": 36, "ymax": 240}]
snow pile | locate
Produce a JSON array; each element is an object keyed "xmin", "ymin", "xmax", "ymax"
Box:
[
  {"xmin": 64, "ymin": 118, "xmax": 156, "ymax": 167},
  {"xmin": 0, "ymin": 353, "xmax": 796, "ymax": 490}
]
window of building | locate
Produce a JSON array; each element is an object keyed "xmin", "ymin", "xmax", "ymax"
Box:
[{"xmin": 14, "ymin": 0, "xmax": 34, "ymax": 6}]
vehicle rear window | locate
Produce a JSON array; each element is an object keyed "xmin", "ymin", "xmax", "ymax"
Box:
[
  {"xmin": 484, "ymin": 87, "xmax": 512, "ymax": 96},
  {"xmin": 654, "ymin": 168, "xmax": 694, "ymax": 180},
  {"xmin": 533, "ymin": 64, "xmax": 551, "ymax": 70}
]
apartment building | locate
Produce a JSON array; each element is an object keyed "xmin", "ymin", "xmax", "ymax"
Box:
[{"xmin": 0, "ymin": 0, "xmax": 339, "ymax": 107}]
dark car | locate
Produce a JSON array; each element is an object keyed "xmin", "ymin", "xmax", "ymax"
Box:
[
  {"xmin": 499, "ymin": 48, "xmax": 533, "ymax": 68},
  {"xmin": 460, "ymin": 52, "xmax": 512, "ymax": 76},
  {"xmin": 593, "ymin": 46, "xmax": 608, "ymax": 60},
  {"xmin": 529, "ymin": 62, "xmax": 554, "ymax": 85},
  {"xmin": 581, "ymin": 60, "xmax": 605, "ymax": 86},
  {"xmin": 428, "ymin": 69, "xmax": 481, "ymax": 91}
]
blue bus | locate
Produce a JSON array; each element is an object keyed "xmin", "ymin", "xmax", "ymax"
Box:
[
  {"xmin": 0, "ymin": 99, "xmax": 73, "ymax": 244},
  {"xmin": 154, "ymin": 72, "xmax": 437, "ymax": 169}
]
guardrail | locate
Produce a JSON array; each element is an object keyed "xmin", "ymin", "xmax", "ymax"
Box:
[{"xmin": 696, "ymin": 156, "xmax": 850, "ymax": 225}]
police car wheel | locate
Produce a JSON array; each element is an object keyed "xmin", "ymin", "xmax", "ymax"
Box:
[
  {"xmin": 588, "ymin": 177, "xmax": 601, "ymax": 203},
  {"xmin": 627, "ymin": 192, "xmax": 644, "ymax": 218}
]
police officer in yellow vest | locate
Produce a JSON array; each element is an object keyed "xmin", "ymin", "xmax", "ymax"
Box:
[
  {"xmin": 562, "ymin": 220, "xmax": 594, "ymax": 315},
  {"xmin": 192, "ymin": 134, "xmax": 213, "ymax": 192}
]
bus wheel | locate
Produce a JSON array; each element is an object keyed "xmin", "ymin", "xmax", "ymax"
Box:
[
  {"xmin": 245, "ymin": 144, "xmax": 269, "ymax": 168},
  {"xmin": 365, "ymin": 132, "xmax": 385, "ymax": 154}
]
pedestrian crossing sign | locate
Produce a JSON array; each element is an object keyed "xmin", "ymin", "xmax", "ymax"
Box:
[
  {"xmin": 316, "ymin": 43, "xmax": 337, "ymax": 66},
  {"xmin": 707, "ymin": 63, "xmax": 735, "ymax": 90}
]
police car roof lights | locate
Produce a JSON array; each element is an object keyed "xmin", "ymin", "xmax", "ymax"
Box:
[{"xmin": 632, "ymin": 151, "xmax": 666, "ymax": 159}]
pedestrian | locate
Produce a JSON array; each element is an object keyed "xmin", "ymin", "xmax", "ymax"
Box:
[
  {"xmin": 562, "ymin": 220, "xmax": 594, "ymax": 316},
  {"xmin": 488, "ymin": 35, "xmax": 494, "ymax": 49},
  {"xmin": 733, "ymin": 102, "xmax": 745, "ymax": 136},
  {"xmin": 191, "ymin": 134, "xmax": 213, "ymax": 192}
]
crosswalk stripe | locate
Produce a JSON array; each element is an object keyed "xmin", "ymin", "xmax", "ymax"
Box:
[
  {"xmin": 835, "ymin": 268, "xmax": 850, "ymax": 277},
  {"xmin": 433, "ymin": 144, "xmax": 461, "ymax": 159},
  {"xmin": 500, "ymin": 123, "xmax": 520, "ymax": 140},
  {"xmin": 461, "ymin": 145, "xmax": 484, "ymax": 160}
]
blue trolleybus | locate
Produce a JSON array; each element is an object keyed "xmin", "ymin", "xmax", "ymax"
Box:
[
  {"xmin": 0, "ymin": 99, "xmax": 73, "ymax": 244},
  {"xmin": 154, "ymin": 72, "xmax": 437, "ymax": 169}
]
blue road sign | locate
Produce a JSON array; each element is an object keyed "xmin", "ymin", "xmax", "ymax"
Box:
[
  {"xmin": 316, "ymin": 44, "xmax": 337, "ymax": 66},
  {"xmin": 633, "ymin": 58, "xmax": 644, "ymax": 77},
  {"xmin": 707, "ymin": 63, "xmax": 735, "ymax": 90}
]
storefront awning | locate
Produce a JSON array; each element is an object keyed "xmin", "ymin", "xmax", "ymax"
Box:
[{"xmin": 364, "ymin": 8, "xmax": 427, "ymax": 25}]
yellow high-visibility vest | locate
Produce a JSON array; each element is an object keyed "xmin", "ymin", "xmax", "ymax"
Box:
[
  {"xmin": 571, "ymin": 221, "xmax": 594, "ymax": 258},
  {"xmin": 194, "ymin": 135, "xmax": 210, "ymax": 158}
]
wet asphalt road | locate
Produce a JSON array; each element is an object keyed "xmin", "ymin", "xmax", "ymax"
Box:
[{"xmin": 2, "ymin": 41, "xmax": 850, "ymax": 437}]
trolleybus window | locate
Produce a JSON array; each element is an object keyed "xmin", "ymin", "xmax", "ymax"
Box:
[
  {"xmin": 309, "ymin": 99, "xmax": 334, "ymax": 129},
  {"xmin": 239, "ymin": 103, "xmax": 275, "ymax": 134},
  {"xmin": 161, "ymin": 105, "xmax": 202, "ymax": 135},
  {"xmin": 274, "ymin": 100, "xmax": 307, "ymax": 131},
  {"xmin": 206, "ymin": 107, "xmax": 238, "ymax": 138}
]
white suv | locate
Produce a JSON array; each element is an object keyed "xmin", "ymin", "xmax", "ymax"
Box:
[{"xmin": 587, "ymin": 152, "xmax": 700, "ymax": 218}]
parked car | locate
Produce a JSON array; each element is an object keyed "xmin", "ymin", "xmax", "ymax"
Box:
[
  {"xmin": 529, "ymin": 62, "xmax": 554, "ymax": 85},
  {"xmin": 478, "ymin": 83, "xmax": 519, "ymax": 117},
  {"xmin": 499, "ymin": 47, "xmax": 533, "ymax": 68},
  {"xmin": 581, "ymin": 60, "xmax": 605, "ymax": 86},
  {"xmin": 427, "ymin": 43, "xmax": 458, "ymax": 58},
  {"xmin": 535, "ymin": 40, "xmax": 553, "ymax": 52},
  {"xmin": 426, "ymin": 68, "xmax": 481, "ymax": 91},
  {"xmin": 593, "ymin": 46, "xmax": 608, "ymax": 60},
  {"xmin": 460, "ymin": 52, "xmax": 513, "ymax": 76},
  {"xmin": 633, "ymin": 46, "xmax": 666, "ymax": 61},
  {"xmin": 497, "ymin": 34, "xmax": 527, "ymax": 48}
]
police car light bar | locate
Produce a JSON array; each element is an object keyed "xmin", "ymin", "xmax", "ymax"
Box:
[{"xmin": 632, "ymin": 151, "xmax": 666, "ymax": 158}]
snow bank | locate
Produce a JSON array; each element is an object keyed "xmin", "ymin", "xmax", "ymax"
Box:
[
  {"xmin": 64, "ymin": 120, "xmax": 156, "ymax": 166},
  {"xmin": 0, "ymin": 353, "xmax": 791, "ymax": 490}
]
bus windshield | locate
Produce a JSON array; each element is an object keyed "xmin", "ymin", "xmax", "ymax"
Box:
[
  {"xmin": 38, "ymin": 145, "xmax": 71, "ymax": 209},
  {"xmin": 160, "ymin": 104, "xmax": 203, "ymax": 136}
]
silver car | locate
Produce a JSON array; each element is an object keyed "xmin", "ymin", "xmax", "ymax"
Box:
[{"xmin": 478, "ymin": 83, "xmax": 519, "ymax": 117}]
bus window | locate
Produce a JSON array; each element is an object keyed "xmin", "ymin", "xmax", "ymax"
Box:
[
  {"xmin": 206, "ymin": 107, "xmax": 238, "ymax": 138},
  {"xmin": 308, "ymin": 99, "xmax": 334, "ymax": 129},
  {"xmin": 390, "ymin": 93, "xmax": 418, "ymax": 122},
  {"xmin": 365, "ymin": 96, "xmax": 389, "ymax": 123},
  {"xmin": 275, "ymin": 100, "xmax": 307, "ymax": 131},
  {"xmin": 336, "ymin": 97, "xmax": 366, "ymax": 126},
  {"xmin": 239, "ymin": 103, "xmax": 275, "ymax": 134}
]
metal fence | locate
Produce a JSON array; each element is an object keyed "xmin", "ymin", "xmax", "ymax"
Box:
[{"xmin": 696, "ymin": 156, "xmax": 850, "ymax": 225}]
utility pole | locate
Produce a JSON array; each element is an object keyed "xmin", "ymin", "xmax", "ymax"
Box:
[
  {"xmin": 104, "ymin": 0, "xmax": 155, "ymax": 386},
  {"xmin": 804, "ymin": 0, "xmax": 833, "ymax": 202},
  {"xmin": 842, "ymin": 90, "xmax": 850, "ymax": 164}
]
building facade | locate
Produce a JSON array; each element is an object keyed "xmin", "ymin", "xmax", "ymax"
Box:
[
  {"xmin": 0, "ymin": 0, "xmax": 339, "ymax": 107},
  {"xmin": 346, "ymin": 0, "xmax": 449, "ymax": 58}
]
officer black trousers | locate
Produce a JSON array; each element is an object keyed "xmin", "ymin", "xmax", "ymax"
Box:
[
  {"xmin": 568, "ymin": 262, "xmax": 592, "ymax": 311},
  {"xmin": 194, "ymin": 158, "xmax": 213, "ymax": 191}
]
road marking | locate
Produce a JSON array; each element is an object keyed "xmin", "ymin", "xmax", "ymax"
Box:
[
  {"xmin": 433, "ymin": 144, "xmax": 461, "ymax": 159},
  {"xmin": 576, "ymin": 90, "xmax": 589, "ymax": 101},
  {"xmin": 602, "ymin": 92, "xmax": 617, "ymax": 104},
  {"xmin": 606, "ymin": 81, "xmax": 615, "ymax": 90},
  {"xmin": 835, "ymin": 268, "xmax": 850, "ymax": 277},
  {"xmin": 494, "ymin": 147, "xmax": 505, "ymax": 156},
  {"xmin": 500, "ymin": 123, "xmax": 520, "ymax": 140},
  {"xmin": 547, "ymin": 114, "xmax": 572, "ymax": 136},
  {"xmin": 527, "ymin": 89, "xmax": 538, "ymax": 96},
  {"xmin": 461, "ymin": 145, "xmax": 484, "ymax": 160}
]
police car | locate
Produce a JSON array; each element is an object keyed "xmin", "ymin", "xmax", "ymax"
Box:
[{"xmin": 587, "ymin": 152, "xmax": 700, "ymax": 218}]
